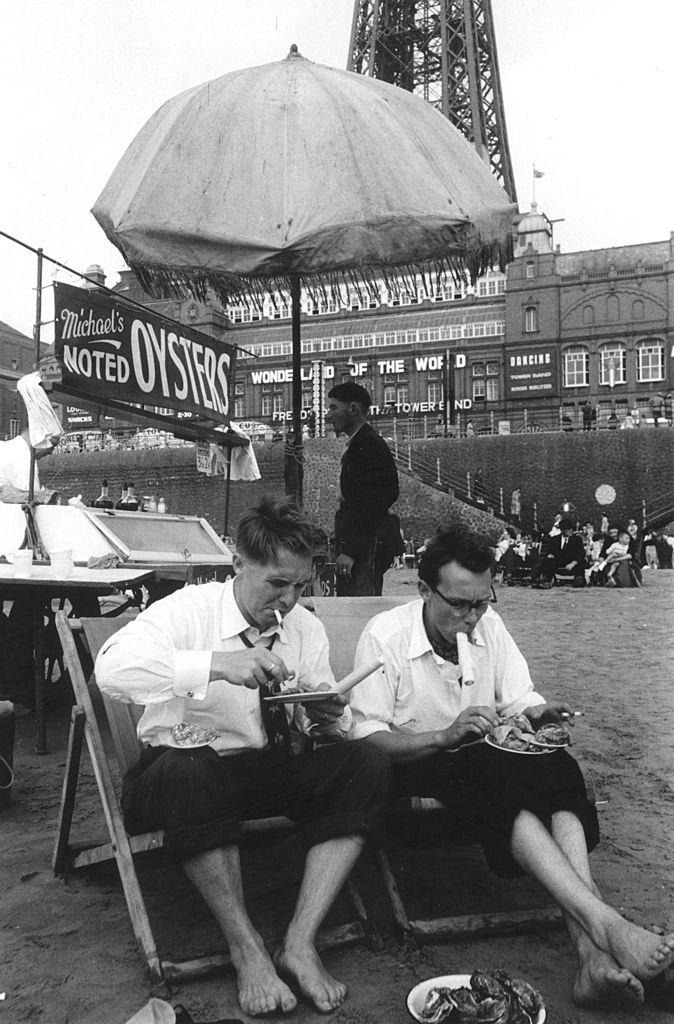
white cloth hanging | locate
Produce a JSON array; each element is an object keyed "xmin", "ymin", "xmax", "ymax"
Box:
[{"xmin": 16, "ymin": 372, "xmax": 63, "ymax": 449}]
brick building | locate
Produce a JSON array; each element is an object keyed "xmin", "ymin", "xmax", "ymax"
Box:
[
  {"xmin": 0, "ymin": 319, "xmax": 44, "ymax": 440},
  {"xmin": 217, "ymin": 209, "xmax": 674, "ymax": 437}
]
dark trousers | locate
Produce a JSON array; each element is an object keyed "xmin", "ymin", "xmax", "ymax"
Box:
[
  {"xmin": 122, "ymin": 739, "xmax": 391, "ymax": 860},
  {"xmin": 392, "ymin": 744, "xmax": 598, "ymax": 878},
  {"xmin": 336, "ymin": 530, "xmax": 392, "ymax": 597}
]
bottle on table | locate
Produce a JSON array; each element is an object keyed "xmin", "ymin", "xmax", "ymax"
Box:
[
  {"xmin": 92, "ymin": 479, "xmax": 114, "ymax": 509},
  {"xmin": 122, "ymin": 483, "xmax": 140, "ymax": 512},
  {"xmin": 157, "ymin": 496, "xmax": 166, "ymax": 514},
  {"xmin": 115, "ymin": 482, "xmax": 128, "ymax": 509}
]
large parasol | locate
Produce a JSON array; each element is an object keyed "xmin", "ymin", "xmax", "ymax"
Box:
[{"xmin": 92, "ymin": 46, "xmax": 517, "ymax": 501}]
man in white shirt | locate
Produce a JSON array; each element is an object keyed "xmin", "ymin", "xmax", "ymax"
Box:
[
  {"xmin": 0, "ymin": 427, "xmax": 58, "ymax": 503},
  {"xmin": 95, "ymin": 497, "xmax": 389, "ymax": 1017},
  {"xmin": 349, "ymin": 524, "xmax": 674, "ymax": 1009}
]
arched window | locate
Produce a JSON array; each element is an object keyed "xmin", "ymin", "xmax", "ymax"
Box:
[
  {"xmin": 525, "ymin": 261, "xmax": 535, "ymax": 279},
  {"xmin": 636, "ymin": 340, "xmax": 665, "ymax": 382},
  {"xmin": 563, "ymin": 346, "xmax": 589, "ymax": 388},
  {"xmin": 582, "ymin": 305, "xmax": 595, "ymax": 325},
  {"xmin": 598, "ymin": 343, "xmax": 626, "ymax": 386},
  {"xmin": 524, "ymin": 305, "xmax": 538, "ymax": 333},
  {"xmin": 632, "ymin": 299, "xmax": 644, "ymax": 321},
  {"xmin": 606, "ymin": 295, "xmax": 620, "ymax": 322}
]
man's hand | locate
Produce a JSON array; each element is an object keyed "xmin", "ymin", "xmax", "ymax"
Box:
[
  {"xmin": 524, "ymin": 702, "xmax": 574, "ymax": 727},
  {"xmin": 563, "ymin": 561, "xmax": 578, "ymax": 570},
  {"xmin": 302, "ymin": 682, "xmax": 348, "ymax": 733},
  {"xmin": 438, "ymin": 705, "xmax": 498, "ymax": 750},
  {"xmin": 210, "ymin": 649, "xmax": 291, "ymax": 689},
  {"xmin": 335, "ymin": 553, "xmax": 355, "ymax": 581}
]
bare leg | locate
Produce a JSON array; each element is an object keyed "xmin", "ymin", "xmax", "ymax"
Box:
[
  {"xmin": 183, "ymin": 845, "xmax": 296, "ymax": 1017},
  {"xmin": 510, "ymin": 810, "xmax": 674, "ymax": 983},
  {"xmin": 551, "ymin": 811, "xmax": 643, "ymax": 1006},
  {"xmin": 275, "ymin": 835, "xmax": 365, "ymax": 1013}
]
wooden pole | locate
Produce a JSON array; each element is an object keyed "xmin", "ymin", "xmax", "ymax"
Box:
[
  {"xmin": 290, "ymin": 278, "xmax": 303, "ymax": 507},
  {"xmin": 28, "ymin": 248, "xmax": 44, "ymax": 502},
  {"xmin": 223, "ymin": 449, "xmax": 232, "ymax": 538}
]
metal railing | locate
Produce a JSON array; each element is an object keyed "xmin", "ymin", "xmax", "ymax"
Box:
[{"xmin": 388, "ymin": 440, "xmax": 511, "ymax": 524}]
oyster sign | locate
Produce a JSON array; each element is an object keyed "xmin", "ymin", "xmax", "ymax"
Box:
[{"xmin": 54, "ymin": 283, "xmax": 235, "ymax": 426}]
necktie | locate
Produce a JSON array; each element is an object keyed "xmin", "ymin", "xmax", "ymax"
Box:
[{"xmin": 238, "ymin": 631, "xmax": 291, "ymax": 752}]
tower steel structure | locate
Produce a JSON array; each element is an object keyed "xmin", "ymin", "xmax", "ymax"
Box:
[{"xmin": 347, "ymin": 0, "xmax": 517, "ymax": 203}]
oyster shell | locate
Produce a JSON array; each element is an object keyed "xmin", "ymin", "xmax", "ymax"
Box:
[
  {"xmin": 420, "ymin": 986, "xmax": 456, "ymax": 1022},
  {"xmin": 533, "ymin": 723, "xmax": 571, "ymax": 746},
  {"xmin": 470, "ymin": 971, "xmax": 507, "ymax": 1000}
]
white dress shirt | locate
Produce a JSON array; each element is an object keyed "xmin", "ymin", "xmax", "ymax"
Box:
[
  {"xmin": 95, "ymin": 579, "xmax": 348, "ymax": 752},
  {"xmin": 348, "ymin": 600, "xmax": 545, "ymax": 741},
  {"xmin": 0, "ymin": 435, "xmax": 38, "ymax": 491}
]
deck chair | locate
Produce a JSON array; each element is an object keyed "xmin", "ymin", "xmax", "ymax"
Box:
[
  {"xmin": 306, "ymin": 595, "xmax": 564, "ymax": 944},
  {"xmin": 52, "ymin": 611, "xmax": 371, "ymax": 993}
]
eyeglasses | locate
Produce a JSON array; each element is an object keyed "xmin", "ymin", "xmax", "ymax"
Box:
[{"xmin": 432, "ymin": 584, "xmax": 497, "ymax": 616}]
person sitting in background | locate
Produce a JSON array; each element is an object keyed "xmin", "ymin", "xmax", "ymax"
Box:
[
  {"xmin": 535, "ymin": 518, "xmax": 587, "ymax": 587},
  {"xmin": 626, "ymin": 520, "xmax": 643, "ymax": 567},
  {"xmin": 590, "ymin": 529, "xmax": 642, "ymax": 588}
]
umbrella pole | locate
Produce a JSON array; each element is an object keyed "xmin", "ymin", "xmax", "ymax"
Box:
[
  {"xmin": 28, "ymin": 248, "xmax": 44, "ymax": 503},
  {"xmin": 289, "ymin": 278, "xmax": 303, "ymax": 507},
  {"xmin": 223, "ymin": 448, "xmax": 232, "ymax": 538}
]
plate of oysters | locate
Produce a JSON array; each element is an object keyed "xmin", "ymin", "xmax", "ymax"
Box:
[
  {"xmin": 407, "ymin": 969, "xmax": 545, "ymax": 1023},
  {"xmin": 484, "ymin": 713, "xmax": 571, "ymax": 755}
]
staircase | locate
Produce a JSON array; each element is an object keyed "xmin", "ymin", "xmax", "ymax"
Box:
[
  {"xmin": 643, "ymin": 489, "xmax": 674, "ymax": 531},
  {"xmin": 389, "ymin": 440, "xmax": 516, "ymax": 527}
]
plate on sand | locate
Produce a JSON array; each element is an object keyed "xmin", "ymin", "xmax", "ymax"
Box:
[{"xmin": 407, "ymin": 974, "xmax": 546, "ymax": 1023}]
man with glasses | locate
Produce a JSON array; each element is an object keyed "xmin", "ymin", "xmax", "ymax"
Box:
[{"xmin": 348, "ymin": 523, "xmax": 674, "ymax": 1008}]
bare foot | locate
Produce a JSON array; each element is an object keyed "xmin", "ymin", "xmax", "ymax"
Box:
[
  {"xmin": 274, "ymin": 942, "xmax": 347, "ymax": 1013},
  {"xmin": 234, "ymin": 947, "xmax": 297, "ymax": 1016},
  {"xmin": 606, "ymin": 921, "xmax": 674, "ymax": 983},
  {"xmin": 574, "ymin": 948, "xmax": 644, "ymax": 1007}
]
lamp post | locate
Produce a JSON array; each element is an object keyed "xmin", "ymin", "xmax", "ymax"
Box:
[{"xmin": 442, "ymin": 349, "xmax": 456, "ymax": 436}]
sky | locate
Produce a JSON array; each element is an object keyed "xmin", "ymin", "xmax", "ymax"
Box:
[{"xmin": 2, "ymin": 0, "xmax": 673, "ymax": 341}]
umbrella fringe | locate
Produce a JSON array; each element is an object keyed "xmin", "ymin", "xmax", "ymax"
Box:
[{"xmin": 131, "ymin": 231, "xmax": 512, "ymax": 315}]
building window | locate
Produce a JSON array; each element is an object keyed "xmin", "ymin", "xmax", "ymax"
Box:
[
  {"xmin": 427, "ymin": 382, "xmax": 441, "ymax": 405},
  {"xmin": 234, "ymin": 397, "xmax": 245, "ymax": 419},
  {"xmin": 302, "ymin": 391, "xmax": 313, "ymax": 409},
  {"xmin": 525, "ymin": 261, "xmax": 535, "ymax": 279},
  {"xmin": 472, "ymin": 362, "xmax": 485, "ymax": 377},
  {"xmin": 582, "ymin": 305, "xmax": 595, "ymax": 325},
  {"xmin": 272, "ymin": 395, "xmax": 284, "ymax": 416},
  {"xmin": 486, "ymin": 378, "xmax": 499, "ymax": 402},
  {"xmin": 563, "ymin": 346, "xmax": 589, "ymax": 387},
  {"xmin": 598, "ymin": 344, "xmax": 626, "ymax": 386},
  {"xmin": 383, "ymin": 385, "xmax": 397, "ymax": 406},
  {"xmin": 472, "ymin": 378, "xmax": 486, "ymax": 401},
  {"xmin": 234, "ymin": 382, "xmax": 244, "ymax": 396},
  {"xmin": 637, "ymin": 341, "xmax": 665, "ymax": 382},
  {"xmin": 632, "ymin": 299, "xmax": 644, "ymax": 321},
  {"xmin": 261, "ymin": 395, "xmax": 272, "ymax": 417},
  {"xmin": 397, "ymin": 384, "xmax": 409, "ymax": 405},
  {"xmin": 486, "ymin": 361, "xmax": 499, "ymax": 376},
  {"xmin": 524, "ymin": 306, "xmax": 538, "ymax": 333}
]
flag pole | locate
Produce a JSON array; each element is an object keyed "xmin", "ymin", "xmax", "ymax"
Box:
[
  {"xmin": 532, "ymin": 163, "xmax": 537, "ymax": 207},
  {"xmin": 28, "ymin": 248, "xmax": 44, "ymax": 503}
]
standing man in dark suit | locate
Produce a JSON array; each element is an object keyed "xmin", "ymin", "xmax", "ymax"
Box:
[{"xmin": 326, "ymin": 382, "xmax": 401, "ymax": 596}]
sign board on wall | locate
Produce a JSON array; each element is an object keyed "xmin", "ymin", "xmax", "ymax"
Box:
[
  {"xmin": 54, "ymin": 283, "xmax": 236, "ymax": 426},
  {"xmin": 505, "ymin": 347, "xmax": 558, "ymax": 399}
]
